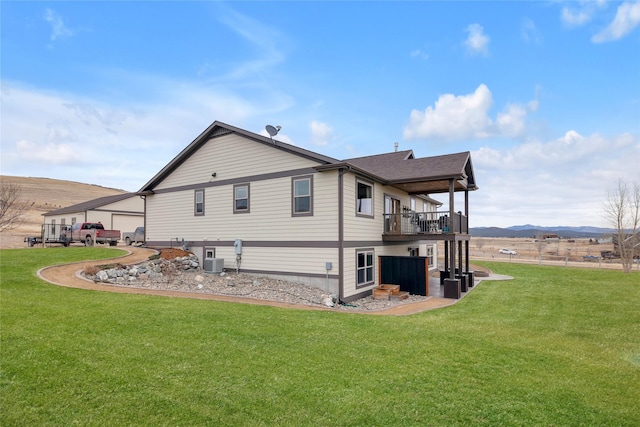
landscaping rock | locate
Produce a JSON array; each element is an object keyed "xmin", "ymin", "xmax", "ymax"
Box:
[{"xmin": 83, "ymin": 252, "xmax": 427, "ymax": 312}]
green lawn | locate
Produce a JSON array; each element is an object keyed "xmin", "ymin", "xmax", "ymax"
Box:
[{"xmin": 1, "ymin": 248, "xmax": 639, "ymax": 426}]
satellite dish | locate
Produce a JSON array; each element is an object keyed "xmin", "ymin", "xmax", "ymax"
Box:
[
  {"xmin": 265, "ymin": 125, "xmax": 281, "ymax": 142},
  {"xmin": 265, "ymin": 125, "xmax": 279, "ymax": 136}
]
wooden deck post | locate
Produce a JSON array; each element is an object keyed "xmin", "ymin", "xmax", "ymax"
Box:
[{"xmin": 448, "ymin": 178, "xmax": 456, "ymax": 282}]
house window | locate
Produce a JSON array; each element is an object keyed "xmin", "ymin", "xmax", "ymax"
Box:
[
  {"xmin": 410, "ymin": 197, "xmax": 416, "ymax": 212},
  {"xmin": 292, "ymin": 176, "xmax": 313, "ymax": 216},
  {"xmin": 356, "ymin": 249, "xmax": 375, "ymax": 287},
  {"xmin": 356, "ymin": 180, "xmax": 373, "ymax": 217},
  {"xmin": 51, "ymin": 219, "xmax": 56, "ymax": 236},
  {"xmin": 61, "ymin": 218, "xmax": 66, "ymax": 226},
  {"xmin": 194, "ymin": 189, "xmax": 205, "ymax": 216},
  {"xmin": 204, "ymin": 248, "xmax": 215, "ymax": 259},
  {"xmin": 71, "ymin": 217, "xmax": 76, "ymax": 225},
  {"xmin": 234, "ymin": 184, "xmax": 250, "ymax": 214},
  {"xmin": 426, "ymin": 246, "xmax": 435, "ymax": 267}
]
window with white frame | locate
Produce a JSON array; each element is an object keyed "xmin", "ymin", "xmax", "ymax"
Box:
[
  {"xmin": 410, "ymin": 197, "xmax": 416, "ymax": 212},
  {"xmin": 356, "ymin": 249, "xmax": 375, "ymax": 287},
  {"xmin": 356, "ymin": 180, "xmax": 373, "ymax": 217},
  {"xmin": 194, "ymin": 189, "xmax": 205, "ymax": 216},
  {"xmin": 426, "ymin": 245, "xmax": 435, "ymax": 267},
  {"xmin": 292, "ymin": 176, "xmax": 313, "ymax": 216},
  {"xmin": 234, "ymin": 184, "xmax": 250, "ymax": 213}
]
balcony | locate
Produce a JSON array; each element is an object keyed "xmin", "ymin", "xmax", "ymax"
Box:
[{"xmin": 383, "ymin": 211, "xmax": 468, "ymax": 240}]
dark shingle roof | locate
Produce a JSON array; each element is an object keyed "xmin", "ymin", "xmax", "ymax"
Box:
[
  {"xmin": 137, "ymin": 120, "xmax": 477, "ymax": 195},
  {"xmin": 318, "ymin": 150, "xmax": 478, "ymax": 194},
  {"xmin": 43, "ymin": 193, "xmax": 137, "ymax": 216},
  {"xmin": 344, "ymin": 151, "xmax": 472, "ymax": 183}
]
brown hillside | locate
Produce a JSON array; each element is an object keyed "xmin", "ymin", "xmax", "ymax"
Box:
[{"xmin": 0, "ymin": 176, "xmax": 127, "ymax": 249}]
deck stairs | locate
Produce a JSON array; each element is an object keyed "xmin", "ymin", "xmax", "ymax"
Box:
[{"xmin": 372, "ymin": 284, "xmax": 409, "ymax": 301}]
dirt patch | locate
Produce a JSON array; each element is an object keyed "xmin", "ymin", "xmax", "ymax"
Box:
[{"xmin": 157, "ymin": 248, "xmax": 193, "ymax": 260}]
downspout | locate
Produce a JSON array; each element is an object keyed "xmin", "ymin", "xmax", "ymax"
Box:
[
  {"xmin": 338, "ymin": 168, "xmax": 345, "ymax": 303},
  {"xmin": 140, "ymin": 194, "xmax": 147, "ymax": 245}
]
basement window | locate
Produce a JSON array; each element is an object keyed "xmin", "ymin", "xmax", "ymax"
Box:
[{"xmin": 356, "ymin": 249, "xmax": 374, "ymax": 287}]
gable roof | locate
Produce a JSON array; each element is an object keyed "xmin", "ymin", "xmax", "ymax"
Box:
[
  {"xmin": 316, "ymin": 150, "xmax": 478, "ymax": 194},
  {"xmin": 138, "ymin": 120, "xmax": 477, "ymax": 195},
  {"xmin": 139, "ymin": 121, "xmax": 340, "ymax": 193},
  {"xmin": 43, "ymin": 193, "xmax": 137, "ymax": 216}
]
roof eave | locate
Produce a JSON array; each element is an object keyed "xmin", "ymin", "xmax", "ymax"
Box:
[
  {"xmin": 314, "ymin": 163, "xmax": 389, "ymax": 184},
  {"xmin": 140, "ymin": 121, "xmax": 340, "ymax": 193}
]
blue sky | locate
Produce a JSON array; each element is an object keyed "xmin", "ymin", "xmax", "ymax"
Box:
[{"xmin": 2, "ymin": 1, "xmax": 639, "ymax": 227}]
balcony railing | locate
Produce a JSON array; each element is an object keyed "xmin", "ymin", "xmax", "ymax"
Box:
[{"xmin": 383, "ymin": 211, "xmax": 468, "ymax": 236}]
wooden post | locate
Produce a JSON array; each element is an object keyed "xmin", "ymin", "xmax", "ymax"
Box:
[
  {"xmin": 449, "ymin": 178, "xmax": 456, "ymax": 279},
  {"xmin": 465, "ymin": 189, "xmax": 470, "ymax": 273},
  {"xmin": 465, "ymin": 240, "xmax": 470, "ymax": 273},
  {"xmin": 444, "ymin": 240, "xmax": 449, "ymax": 272}
]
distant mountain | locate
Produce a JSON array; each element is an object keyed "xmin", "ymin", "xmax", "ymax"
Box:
[
  {"xmin": 506, "ymin": 224, "xmax": 614, "ymax": 234},
  {"xmin": 471, "ymin": 227, "xmax": 539, "ymax": 238},
  {"xmin": 471, "ymin": 225, "xmax": 615, "ymax": 239}
]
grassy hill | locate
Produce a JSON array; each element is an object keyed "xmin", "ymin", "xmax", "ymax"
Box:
[{"xmin": 0, "ymin": 176, "xmax": 127, "ymax": 248}]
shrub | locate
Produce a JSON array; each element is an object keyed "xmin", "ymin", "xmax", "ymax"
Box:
[{"xmin": 82, "ymin": 265, "xmax": 100, "ymax": 276}]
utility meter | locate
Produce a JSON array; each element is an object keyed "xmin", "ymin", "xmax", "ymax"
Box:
[{"xmin": 234, "ymin": 239, "xmax": 243, "ymax": 255}]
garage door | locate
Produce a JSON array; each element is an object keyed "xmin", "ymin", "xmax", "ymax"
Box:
[{"xmin": 112, "ymin": 214, "xmax": 144, "ymax": 239}]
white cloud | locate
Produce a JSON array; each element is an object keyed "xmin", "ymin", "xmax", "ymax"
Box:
[
  {"xmin": 561, "ymin": 6, "xmax": 593, "ymax": 27},
  {"xmin": 560, "ymin": 0, "xmax": 607, "ymax": 27},
  {"xmin": 403, "ymin": 84, "xmax": 537, "ymax": 141},
  {"xmin": 16, "ymin": 140, "xmax": 82, "ymax": 164},
  {"xmin": 404, "ymin": 84, "xmax": 493, "ymax": 141},
  {"xmin": 309, "ymin": 121, "xmax": 333, "ymax": 147},
  {"xmin": 521, "ymin": 18, "xmax": 543, "ymax": 45},
  {"xmin": 559, "ymin": 0, "xmax": 639, "ymax": 43},
  {"xmin": 464, "ymin": 23, "xmax": 489, "ymax": 56},
  {"xmin": 410, "ymin": 49, "xmax": 429, "ymax": 60},
  {"xmin": 592, "ymin": 1, "xmax": 640, "ymax": 43},
  {"xmin": 470, "ymin": 130, "xmax": 640, "ymax": 226},
  {"xmin": 496, "ymin": 104, "xmax": 527, "ymax": 138},
  {"xmin": 44, "ymin": 8, "xmax": 74, "ymax": 41},
  {"xmin": 0, "ymin": 79, "xmax": 281, "ymax": 191},
  {"xmin": 215, "ymin": 7, "xmax": 288, "ymax": 80}
]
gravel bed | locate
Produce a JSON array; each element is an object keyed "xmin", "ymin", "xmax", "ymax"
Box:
[{"xmin": 84, "ymin": 254, "xmax": 428, "ymax": 312}]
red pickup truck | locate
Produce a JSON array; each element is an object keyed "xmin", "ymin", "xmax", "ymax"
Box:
[{"xmin": 66, "ymin": 222, "xmax": 120, "ymax": 246}]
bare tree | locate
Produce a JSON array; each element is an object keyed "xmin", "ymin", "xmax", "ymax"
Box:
[
  {"xmin": 0, "ymin": 181, "xmax": 33, "ymax": 232},
  {"xmin": 604, "ymin": 179, "xmax": 640, "ymax": 273}
]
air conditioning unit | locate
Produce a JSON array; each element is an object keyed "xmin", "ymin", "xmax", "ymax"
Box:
[{"xmin": 203, "ymin": 258, "xmax": 224, "ymax": 274}]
